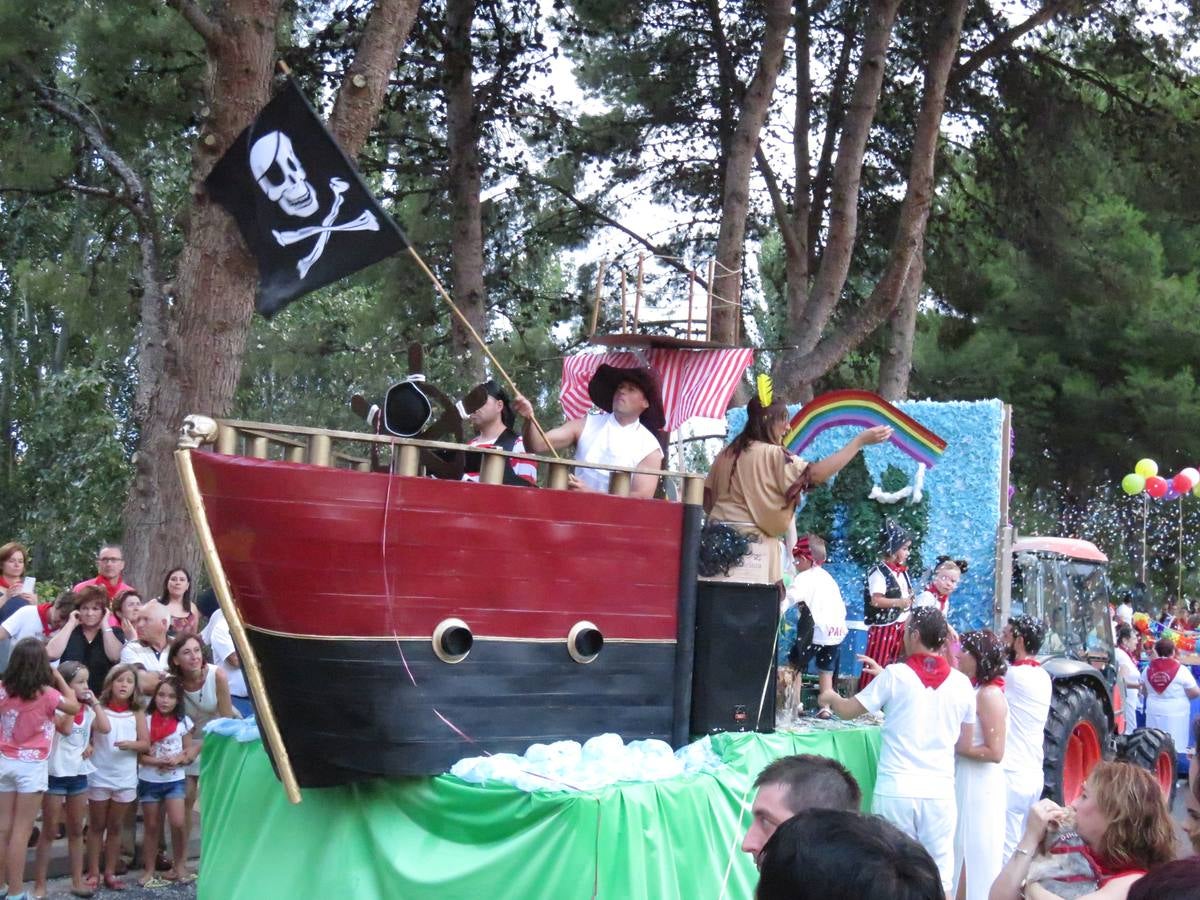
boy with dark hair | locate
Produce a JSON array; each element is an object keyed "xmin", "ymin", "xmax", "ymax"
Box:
[
  {"xmin": 1000, "ymin": 614, "xmax": 1052, "ymax": 860},
  {"xmin": 820, "ymin": 607, "xmax": 974, "ymax": 895},
  {"xmin": 741, "ymin": 754, "xmax": 862, "ymax": 867},
  {"xmin": 756, "ymin": 808, "xmax": 944, "ymax": 900},
  {"xmin": 783, "ymin": 535, "xmax": 847, "ymax": 718}
]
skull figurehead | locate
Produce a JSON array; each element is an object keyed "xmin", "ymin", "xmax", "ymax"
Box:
[{"xmin": 249, "ymin": 131, "xmax": 320, "ymax": 218}]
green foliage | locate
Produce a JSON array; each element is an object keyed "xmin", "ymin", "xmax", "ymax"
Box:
[
  {"xmin": 2, "ymin": 369, "xmax": 131, "ymax": 584},
  {"xmin": 794, "ymin": 483, "xmax": 834, "ymax": 543}
]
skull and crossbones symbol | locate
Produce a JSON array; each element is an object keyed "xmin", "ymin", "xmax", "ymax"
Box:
[{"xmin": 250, "ymin": 130, "xmax": 380, "ymax": 279}]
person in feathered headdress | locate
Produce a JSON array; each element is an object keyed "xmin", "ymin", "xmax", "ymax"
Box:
[{"xmin": 703, "ymin": 375, "xmax": 891, "ymax": 584}]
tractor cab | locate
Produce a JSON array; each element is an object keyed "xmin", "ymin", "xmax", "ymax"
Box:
[{"xmin": 1010, "ymin": 537, "xmax": 1114, "ymax": 667}]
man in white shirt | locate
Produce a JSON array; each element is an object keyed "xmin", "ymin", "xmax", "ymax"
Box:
[
  {"xmin": 820, "ymin": 607, "xmax": 975, "ymax": 895},
  {"xmin": 0, "ymin": 591, "xmax": 73, "ymax": 644},
  {"xmin": 202, "ymin": 608, "xmax": 253, "ymax": 718},
  {"xmin": 1000, "ymin": 614, "xmax": 1052, "ymax": 861},
  {"xmin": 514, "ymin": 365, "xmax": 665, "ymax": 499},
  {"xmin": 120, "ymin": 601, "xmax": 172, "ymax": 696}
]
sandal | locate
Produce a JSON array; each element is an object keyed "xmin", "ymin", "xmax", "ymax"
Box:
[
  {"xmin": 178, "ymin": 873, "xmax": 198, "ymax": 884},
  {"xmin": 102, "ymin": 874, "xmax": 128, "ymax": 891},
  {"xmin": 140, "ymin": 876, "xmax": 172, "ymax": 889}
]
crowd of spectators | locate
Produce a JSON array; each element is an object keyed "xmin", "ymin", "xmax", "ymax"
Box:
[{"xmin": 0, "ymin": 540, "xmax": 241, "ymax": 898}]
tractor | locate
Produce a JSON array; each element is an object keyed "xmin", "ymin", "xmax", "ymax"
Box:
[{"xmin": 1002, "ymin": 534, "xmax": 1177, "ymax": 804}]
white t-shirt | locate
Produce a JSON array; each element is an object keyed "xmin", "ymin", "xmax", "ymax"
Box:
[
  {"xmin": 856, "ymin": 662, "xmax": 976, "ymax": 799},
  {"xmin": 1142, "ymin": 663, "xmax": 1198, "ymax": 710},
  {"xmin": 1001, "ymin": 662, "xmax": 1053, "ymax": 778},
  {"xmin": 573, "ymin": 412, "xmax": 662, "ymax": 493},
  {"xmin": 868, "ymin": 567, "xmax": 913, "ymax": 601},
  {"xmin": 120, "ymin": 641, "xmax": 170, "ymax": 674},
  {"xmin": 89, "ymin": 708, "xmax": 139, "ymax": 790},
  {"xmin": 203, "ymin": 611, "xmax": 247, "ymax": 698},
  {"xmin": 48, "ymin": 707, "xmax": 97, "ymax": 778},
  {"xmin": 139, "ymin": 715, "xmax": 193, "ymax": 783},
  {"xmin": 0, "ymin": 605, "xmax": 49, "ymax": 643},
  {"xmin": 786, "ymin": 567, "xmax": 847, "ymax": 646}
]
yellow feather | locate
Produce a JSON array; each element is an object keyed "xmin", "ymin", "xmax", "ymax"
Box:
[{"xmin": 756, "ymin": 374, "xmax": 773, "ymax": 407}]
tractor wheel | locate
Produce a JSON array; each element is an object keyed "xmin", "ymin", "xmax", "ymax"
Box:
[
  {"xmin": 1043, "ymin": 681, "xmax": 1109, "ymax": 805},
  {"xmin": 1116, "ymin": 727, "xmax": 1177, "ymax": 804}
]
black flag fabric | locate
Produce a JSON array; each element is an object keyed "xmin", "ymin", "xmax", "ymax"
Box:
[{"xmin": 204, "ymin": 78, "xmax": 409, "ymax": 317}]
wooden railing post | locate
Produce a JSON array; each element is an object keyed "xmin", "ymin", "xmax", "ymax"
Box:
[
  {"xmin": 547, "ymin": 462, "xmax": 570, "ymax": 490},
  {"xmin": 216, "ymin": 426, "xmax": 238, "ymax": 456},
  {"xmin": 398, "ymin": 444, "xmax": 421, "ymax": 477},
  {"xmin": 608, "ymin": 471, "xmax": 630, "ymax": 497},
  {"xmin": 480, "ymin": 453, "xmax": 506, "ymax": 485},
  {"xmin": 308, "ymin": 434, "xmax": 332, "ymax": 467}
]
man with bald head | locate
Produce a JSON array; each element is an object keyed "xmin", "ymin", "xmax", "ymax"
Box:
[{"xmin": 120, "ymin": 601, "xmax": 172, "ymax": 696}]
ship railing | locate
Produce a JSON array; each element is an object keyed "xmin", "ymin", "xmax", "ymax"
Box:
[{"xmin": 179, "ymin": 415, "xmax": 706, "ymax": 506}]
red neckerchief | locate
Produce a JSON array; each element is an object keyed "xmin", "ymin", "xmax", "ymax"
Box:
[
  {"xmin": 1147, "ymin": 657, "xmax": 1181, "ymax": 694},
  {"xmin": 1077, "ymin": 844, "xmax": 1146, "ymax": 887},
  {"xmin": 36, "ymin": 603, "xmax": 54, "ymax": 635},
  {"xmin": 149, "ymin": 711, "xmax": 177, "ymax": 745},
  {"xmin": 885, "ymin": 561, "xmax": 908, "ymax": 574},
  {"xmin": 107, "ymin": 702, "xmax": 130, "ymax": 713},
  {"xmin": 0, "ymin": 577, "xmax": 11, "ymax": 590},
  {"xmin": 73, "ymin": 708, "xmax": 86, "ymax": 725},
  {"xmin": 1011, "ymin": 658, "xmax": 1041, "ymax": 667},
  {"xmin": 972, "ymin": 677, "xmax": 1006, "ymax": 690},
  {"xmin": 905, "ymin": 653, "xmax": 951, "ymax": 689},
  {"xmin": 91, "ymin": 575, "xmax": 121, "ymax": 600}
]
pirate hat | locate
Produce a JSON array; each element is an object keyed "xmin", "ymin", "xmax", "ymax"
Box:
[
  {"xmin": 587, "ymin": 365, "xmax": 666, "ymax": 432},
  {"xmin": 382, "ymin": 376, "xmax": 435, "ymax": 437}
]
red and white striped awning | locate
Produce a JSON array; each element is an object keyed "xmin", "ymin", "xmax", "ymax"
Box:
[{"xmin": 561, "ymin": 348, "xmax": 754, "ymax": 432}]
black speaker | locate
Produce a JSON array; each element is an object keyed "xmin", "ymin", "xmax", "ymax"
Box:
[{"xmin": 690, "ymin": 580, "xmax": 779, "ymax": 735}]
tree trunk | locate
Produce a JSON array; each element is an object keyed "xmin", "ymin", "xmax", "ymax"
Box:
[
  {"xmin": 444, "ymin": 0, "xmax": 487, "ymax": 382},
  {"xmin": 709, "ymin": 0, "xmax": 791, "ymax": 345},
  {"xmin": 876, "ymin": 237, "xmax": 923, "ymax": 400},
  {"xmin": 774, "ymin": 0, "xmax": 967, "ymax": 394},
  {"xmin": 121, "ymin": 0, "xmax": 420, "ymax": 589}
]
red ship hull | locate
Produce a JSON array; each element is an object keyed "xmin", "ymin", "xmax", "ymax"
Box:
[{"xmin": 190, "ymin": 452, "xmax": 699, "ymax": 785}]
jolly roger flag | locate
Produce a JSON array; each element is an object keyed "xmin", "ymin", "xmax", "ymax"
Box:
[{"xmin": 204, "ymin": 78, "xmax": 409, "ymax": 318}]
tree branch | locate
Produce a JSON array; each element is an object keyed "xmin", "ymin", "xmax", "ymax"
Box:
[
  {"xmin": 164, "ymin": 0, "xmax": 223, "ymax": 50},
  {"xmin": 951, "ymin": 0, "xmax": 1089, "ymax": 84},
  {"xmin": 795, "ymin": 0, "xmax": 901, "ymax": 353},
  {"xmin": 525, "ymin": 173, "xmax": 699, "ymax": 283},
  {"xmin": 794, "ymin": 0, "xmax": 970, "ymax": 385},
  {"xmin": 755, "ymin": 146, "xmax": 801, "ymax": 262},
  {"xmin": 329, "ymin": 0, "xmax": 421, "ymax": 158}
]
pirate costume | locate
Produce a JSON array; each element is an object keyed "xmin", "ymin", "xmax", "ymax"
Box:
[{"xmin": 860, "ymin": 523, "xmax": 914, "ymax": 689}]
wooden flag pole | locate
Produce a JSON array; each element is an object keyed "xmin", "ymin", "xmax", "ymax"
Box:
[{"xmin": 405, "ymin": 247, "xmax": 560, "ymax": 459}]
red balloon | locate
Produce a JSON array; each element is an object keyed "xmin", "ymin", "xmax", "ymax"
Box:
[
  {"xmin": 1173, "ymin": 473, "xmax": 1192, "ymax": 494},
  {"xmin": 1147, "ymin": 475, "xmax": 1169, "ymax": 498}
]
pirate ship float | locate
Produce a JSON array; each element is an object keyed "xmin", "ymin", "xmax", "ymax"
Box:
[{"xmin": 177, "ymin": 414, "xmax": 706, "ymax": 800}]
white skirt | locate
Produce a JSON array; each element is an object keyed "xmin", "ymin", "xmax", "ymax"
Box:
[{"xmin": 954, "ymin": 756, "xmax": 1006, "ymax": 900}]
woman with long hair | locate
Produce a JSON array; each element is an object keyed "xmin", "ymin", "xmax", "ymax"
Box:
[
  {"xmin": 953, "ymin": 630, "xmax": 1008, "ymax": 900},
  {"xmin": 990, "ymin": 761, "xmax": 1176, "ymax": 900},
  {"xmin": 704, "ymin": 379, "xmax": 890, "ymax": 584},
  {"xmin": 155, "ymin": 569, "xmax": 197, "ymax": 636},
  {"xmin": 168, "ymin": 633, "xmax": 236, "ymax": 876}
]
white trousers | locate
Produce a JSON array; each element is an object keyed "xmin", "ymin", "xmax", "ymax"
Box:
[
  {"xmin": 874, "ymin": 793, "xmax": 957, "ymax": 893},
  {"xmin": 954, "ymin": 758, "xmax": 1006, "ymax": 900},
  {"xmin": 1003, "ymin": 768, "xmax": 1043, "ymax": 862}
]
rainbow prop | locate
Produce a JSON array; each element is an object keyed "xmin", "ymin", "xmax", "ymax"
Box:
[{"xmin": 784, "ymin": 390, "xmax": 948, "ymax": 467}]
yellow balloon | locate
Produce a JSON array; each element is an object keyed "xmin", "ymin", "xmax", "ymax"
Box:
[{"xmin": 1135, "ymin": 458, "xmax": 1159, "ymax": 478}]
